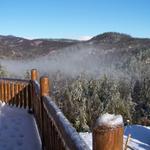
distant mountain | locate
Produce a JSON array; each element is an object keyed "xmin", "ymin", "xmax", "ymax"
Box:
[
  {"xmin": 0, "ymin": 35, "xmax": 79, "ymax": 59},
  {"xmin": 90, "ymin": 32, "xmax": 132, "ymax": 42},
  {"xmin": 0, "ymin": 32, "xmax": 150, "ymax": 79},
  {"xmin": 88, "ymin": 32, "xmax": 150, "ymax": 52},
  {"xmin": 0, "ymin": 32, "xmax": 150, "ymax": 60}
]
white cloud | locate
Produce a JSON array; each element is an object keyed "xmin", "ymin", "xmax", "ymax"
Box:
[
  {"xmin": 78, "ymin": 35, "xmax": 92, "ymax": 41},
  {"xmin": 21, "ymin": 36, "xmax": 34, "ymax": 40}
]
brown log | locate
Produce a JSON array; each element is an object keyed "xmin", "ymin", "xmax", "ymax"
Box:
[
  {"xmin": 4, "ymin": 81, "xmax": 7, "ymax": 103},
  {"xmin": 28, "ymin": 83, "xmax": 32, "ymax": 110},
  {"xmin": 11, "ymin": 82, "xmax": 15, "ymax": 106},
  {"xmin": 7, "ymin": 82, "xmax": 11, "ymax": 103},
  {"xmin": 31, "ymin": 69, "xmax": 38, "ymax": 81},
  {"xmin": 2, "ymin": 81, "xmax": 4, "ymax": 101},
  {"xmin": 31, "ymin": 69, "xmax": 38, "ymax": 113},
  {"xmin": 93, "ymin": 117, "xmax": 124, "ymax": 150},
  {"xmin": 18, "ymin": 83, "xmax": 23, "ymax": 107},
  {"xmin": 0, "ymin": 81, "xmax": 4, "ymax": 101},
  {"xmin": 15, "ymin": 83, "xmax": 19, "ymax": 107},
  {"xmin": 23, "ymin": 85, "xmax": 27, "ymax": 108},
  {"xmin": 40, "ymin": 76, "xmax": 50, "ymax": 149},
  {"xmin": 40, "ymin": 76, "xmax": 50, "ymax": 97},
  {"xmin": 0, "ymin": 81, "xmax": 1, "ymax": 100}
]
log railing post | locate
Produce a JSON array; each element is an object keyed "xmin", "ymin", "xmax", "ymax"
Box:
[
  {"xmin": 93, "ymin": 114, "xmax": 124, "ymax": 150},
  {"xmin": 15, "ymin": 83, "xmax": 19, "ymax": 107},
  {"xmin": 4, "ymin": 81, "xmax": 7, "ymax": 103},
  {"xmin": 11, "ymin": 82, "xmax": 15, "ymax": 106},
  {"xmin": 40, "ymin": 76, "xmax": 50, "ymax": 97},
  {"xmin": 31, "ymin": 69, "xmax": 38, "ymax": 81},
  {"xmin": 0, "ymin": 81, "xmax": 2, "ymax": 101},
  {"xmin": 7, "ymin": 82, "xmax": 11, "ymax": 103},
  {"xmin": 0, "ymin": 80, "xmax": 4, "ymax": 102},
  {"xmin": 40, "ymin": 76, "xmax": 50, "ymax": 149},
  {"xmin": 30, "ymin": 69, "xmax": 38, "ymax": 112}
]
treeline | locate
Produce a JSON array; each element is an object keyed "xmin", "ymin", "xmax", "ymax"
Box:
[{"xmin": 52, "ymin": 75, "xmax": 150, "ymax": 131}]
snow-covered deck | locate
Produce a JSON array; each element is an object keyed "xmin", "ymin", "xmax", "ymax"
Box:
[{"xmin": 0, "ymin": 102, "xmax": 41, "ymax": 150}]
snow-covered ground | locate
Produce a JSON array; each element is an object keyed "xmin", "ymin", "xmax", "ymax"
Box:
[
  {"xmin": 0, "ymin": 102, "xmax": 42, "ymax": 150},
  {"xmin": 124, "ymin": 125, "xmax": 150, "ymax": 150},
  {"xmin": 80, "ymin": 125, "xmax": 150, "ymax": 150},
  {"xmin": 1, "ymin": 102, "xmax": 150, "ymax": 150}
]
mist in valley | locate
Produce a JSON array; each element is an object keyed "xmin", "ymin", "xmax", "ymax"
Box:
[{"xmin": 0, "ymin": 45, "xmax": 133, "ymax": 81}]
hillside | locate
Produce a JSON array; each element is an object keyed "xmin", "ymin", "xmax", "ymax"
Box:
[
  {"xmin": 0, "ymin": 35, "xmax": 79, "ymax": 59},
  {"xmin": 0, "ymin": 32, "xmax": 150, "ymax": 78},
  {"xmin": 0, "ymin": 32, "xmax": 150, "ymax": 60}
]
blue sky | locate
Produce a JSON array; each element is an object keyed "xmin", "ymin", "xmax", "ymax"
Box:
[{"xmin": 0, "ymin": 0, "xmax": 150, "ymax": 39}]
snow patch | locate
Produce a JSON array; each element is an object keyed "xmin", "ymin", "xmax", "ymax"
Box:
[
  {"xmin": 0, "ymin": 102, "xmax": 41, "ymax": 150},
  {"xmin": 78, "ymin": 36, "xmax": 92, "ymax": 41},
  {"xmin": 95, "ymin": 113, "xmax": 123, "ymax": 128},
  {"xmin": 79, "ymin": 132, "xmax": 92, "ymax": 150}
]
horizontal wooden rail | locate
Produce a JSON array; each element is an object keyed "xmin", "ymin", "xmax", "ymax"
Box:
[
  {"xmin": 42, "ymin": 96, "xmax": 90, "ymax": 150},
  {"xmin": 0, "ymin": 78, "xmax": 29, "ymax": 83},
  {"xmin": 31, "ymin": 80, "xmax": 42, "ymax": 140}
]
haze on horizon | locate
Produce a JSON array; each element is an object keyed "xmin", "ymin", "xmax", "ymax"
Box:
[{"xmin": 0, "ymin": 0, "xmax": 150, "ymax": 40}]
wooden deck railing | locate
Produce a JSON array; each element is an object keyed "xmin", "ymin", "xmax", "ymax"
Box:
[
  {"xmin": 0, "ymin": 69, "xmax": 124, "ymax": 150},
  {"xmin": 0, "ymin": 78, "xmax": 31, "ymax": 109},
  {"xmin": 0, "ymin": 70, "xmax": 90, "ymax": 150}
]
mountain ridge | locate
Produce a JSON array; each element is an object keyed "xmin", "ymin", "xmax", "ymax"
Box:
[{"xmin": 0, "ymin": 32, "xmax": 150, "ymax": 59}]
